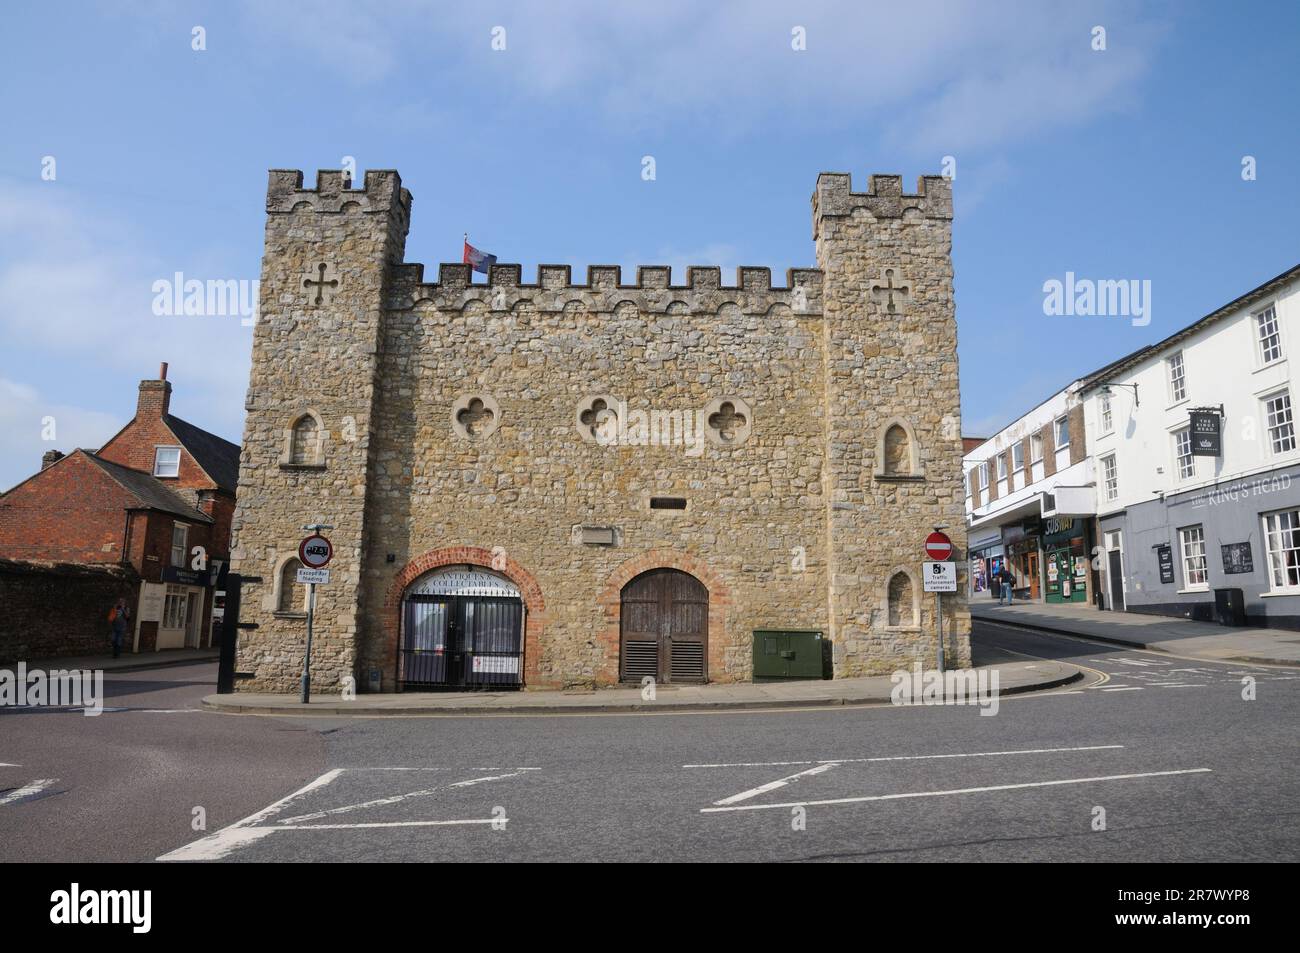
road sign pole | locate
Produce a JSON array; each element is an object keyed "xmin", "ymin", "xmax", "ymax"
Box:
[
  {"xmin": 301, "ymin": 581, "xmax": 316, "ymax": 704},
  {"xmin": 935, "ymin": 590, "xmax": 946, "ymax": 670}
]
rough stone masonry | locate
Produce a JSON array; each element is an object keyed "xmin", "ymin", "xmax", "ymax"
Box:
[{"xmin": 229, "ymin": 168, "xmax": 970, "ymax": 693}]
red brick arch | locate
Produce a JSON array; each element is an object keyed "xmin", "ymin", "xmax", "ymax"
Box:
[
  {"xmin": 383, "ymin": 546, "xmax": 546, "ymax": 687},
  {"xmin": 596, "ymin": 549, "xmax": 732, "ymax": 684}
]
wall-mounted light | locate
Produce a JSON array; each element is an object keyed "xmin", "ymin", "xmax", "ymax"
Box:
[{"xmin": 1099, "ymin": 381, "xmax": 1139, "ymax": 408}]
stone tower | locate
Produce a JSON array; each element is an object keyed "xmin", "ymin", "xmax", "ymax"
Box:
[
  {"xmin": 814, "ymin": 174, "xmax": 970, "ymax": 673},
  {"xmin": 230, "ymin": 170, "xmax": 411, "ymax": 691}
]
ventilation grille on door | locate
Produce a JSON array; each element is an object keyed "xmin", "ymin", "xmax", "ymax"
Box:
[
  {"xmin": 670, "ymin": 641, "xmax": 704, "ymax": 680},
  {"xmin": 624, "ymin": 640, "xmax": 659, "ymax": 678}
]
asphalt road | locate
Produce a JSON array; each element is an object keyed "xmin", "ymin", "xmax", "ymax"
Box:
[{"xmin": 3, "ymin": 620, "xmax": 1298, "ymax": 862}]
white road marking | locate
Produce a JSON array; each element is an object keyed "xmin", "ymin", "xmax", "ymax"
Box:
[
  {"xmin": 0, "ymin": 763, "xmax": 19, "ymax": 768},
  {"xmin": 158, "ymin": 769, "xmax": 344, "ymax": 861},
  {"xmin": 713, "ymin": 764, "xmax": 836, "ymax": 806},
  {"xmin": 0, "ymin": 778, "xmax": 56, "ymax": 805},
  {"xmin": 273, "ymin": 818, "xmax": 503, "ymax": 830},
  {"xmin": 684, "ymin": 744, "xmax": 1125, "ymax": 770},
  {"xmin": 1113, "ymin": 658, "xmax": 1166, "ymax": 667},
  {"xmin": 278, "ymin": 769, "xmax": 532, "ymax": 824},
  {"xmin": 1157, "ymin": 684, "xmax": 1207, "ymax": 689},
  {"xmin": 1102, "ymin": 687, "xmax": 1143, "ymax": 692},
  {"xmin": 700, "ymin": 768, "xmax": 1213, "ymax": 813}
]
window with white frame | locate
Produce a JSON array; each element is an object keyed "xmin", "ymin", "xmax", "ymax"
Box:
[
  {"xmin": 1178, "ymin": 525, "xmax": 1208, "ymax": 589},
  {"xmin": 1100, "ymin": 392, "xmax": 1113, "ymax": 433},
  {"xmin": 979, "ymin": 462, "xmax": 989, "ymax": 489},
  {"xmin": 1263, "ymin": 508, "xmax": 1300, "ymax": 590},
  {"xmin": 170, "ymin": 523, "xmax": 188, "ymax": 568},
  {"xmin": 1102, "ymin": 454, "xmax": 1118, "ymax": 502},
  {"xmin": 996, "ymin": 453, "xmax": 1008, "ymax": 480},
  {"xmin": 1167, "ymin": 352, "xmax": 1187, "ymax": 403},
  {"xmin": 1264, "ymin": 389, "xmax": 1296, "ymax": 455},
  {"xmin": 1256, "ymin": 305, "xmax": 1283, "ymax": 365},
  {"xmin": 1173, "ymin": 427, "xmax": 1195, "ymax": 480},
  {"xmin": 1055, "ymin": 416, "xmax": 1070, "ymax": 449},
  {"xmin": 153, "ymin": 446, "xmax": 181, "ymax": 478},
  {"xmin": 1030, "ymin": 432, "xmax": 1043, "ymax": 463},
  {"xmin": 1012, "ymin": 441, "xmax": 1024, "ymax": 473}
]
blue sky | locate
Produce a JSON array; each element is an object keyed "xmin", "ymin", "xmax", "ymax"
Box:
[{"xmin": 1, "ymin": 0, "xmax": 1297, "ymax": 490}]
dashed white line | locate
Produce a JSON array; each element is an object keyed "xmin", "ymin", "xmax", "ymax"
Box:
[
  {"xmin": 700, "ymin": 768, "xmax": 1214, "ymax": 813},
  {"xmin": 1102, "ymin": 687, "xmax": 1144, "ymax": 692}
]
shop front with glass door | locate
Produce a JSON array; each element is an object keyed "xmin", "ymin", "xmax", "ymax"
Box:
[{"xmin": 1043, "ymin": 516, "xmax": 1089, "ymax": 604}]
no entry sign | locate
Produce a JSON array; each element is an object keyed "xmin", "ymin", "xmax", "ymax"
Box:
[
  {"xmin": 924, "ymin": 531, "xmax": 953, "ymax": 561},
  {"xmin": 298, "ymin": 533, "xmax": 333, "ymax": 569}
]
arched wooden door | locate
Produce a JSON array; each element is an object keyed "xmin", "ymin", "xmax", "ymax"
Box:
[{"xmin": 620, "ymin": 568, "xmax": 708, "ymax": 683}]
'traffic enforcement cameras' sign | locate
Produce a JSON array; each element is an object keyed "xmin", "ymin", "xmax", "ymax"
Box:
[
  {"xmin": 298, "ymin": 534, "xmax": 333, "ymax": 570},
  {"xmin": 923, "ymin": 561, "xmax": 957, "ymax": 593}
]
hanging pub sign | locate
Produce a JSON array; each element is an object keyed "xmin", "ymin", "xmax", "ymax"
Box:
[
  {"xmin": 1189, "ymin": 409, "xmax": 1222, "ymax": 457},
  {"xmin": 1156, "ymin": 544, "xmax": 1175, "ymax": 585},
  {"xmin": 1221, "ymin": 542, "xmax": 1253, "ymax": 575}
]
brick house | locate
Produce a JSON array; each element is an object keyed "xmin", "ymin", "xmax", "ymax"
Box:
[{"xmin": 0, "ymin": 365, "xmax": 239, "ymax": 659}]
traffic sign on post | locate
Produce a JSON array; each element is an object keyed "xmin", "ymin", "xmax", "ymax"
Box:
[
  {"xmin": 298, "ymin": 525, "xmax": 334, "ymax": 704},
  {"xmin": 924, "ymin": 531, "xmax": 953, "ymax": 561},
  {"xmin": 299, "ymin": 534, "xmax": 333, "ymax": 569}
]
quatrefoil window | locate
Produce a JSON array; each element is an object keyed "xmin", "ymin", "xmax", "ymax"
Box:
[
  {"xmin": 575, "ymin": 394, "xmax": 621, "ymax": 444},
  {"xmin": 451, "ymin": 393, "xmax": 501, "ymax": 440},
  {"xmin": 703, "ymin": 396, "xmax": 753, "ymax": 448}
]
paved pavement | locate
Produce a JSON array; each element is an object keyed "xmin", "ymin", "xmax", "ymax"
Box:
[
  {"xmin": 1, "ymin": 647, "xmax": 219, "ymax": 675},
  {"xmin": 971, "ymin": 600, "xmax": 1300, "ymax": 666},
  {"xmin": 202, "ymin": 658, "xmax": 1080, "ymax": 715},
  {"xmin": 4, "ymin": 619, "xmax": 1297, "ymax": 863}
]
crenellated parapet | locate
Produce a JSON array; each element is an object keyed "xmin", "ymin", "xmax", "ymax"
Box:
[
  {"xmin": 385, "ymin": 263, "xmax": 824, "ymax": 315},
  {"xmin": 812, "ymin": 173, "xmax": 952, "ymax": 238},
  {"xmin": 266, "ymin": 169, "xmax": 413, "ymax": 222}
]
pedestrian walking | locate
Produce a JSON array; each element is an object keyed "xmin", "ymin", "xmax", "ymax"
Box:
[{"xmin": 108, "ymin": 597, "xmax": 130, "ymax": 659}]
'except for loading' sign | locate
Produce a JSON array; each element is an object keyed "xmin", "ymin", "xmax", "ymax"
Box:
[
  {"xmin": 299, "ymin": 534, "xmax": 333, "ymax": 569},
  {"xmin": 924, "ymin": 531, "xmax": 953, "ymax": 560}
]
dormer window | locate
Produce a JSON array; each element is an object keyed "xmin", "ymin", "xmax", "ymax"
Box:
[{"xmin": 153, "ymin": 446, "xmax": 181, "ymax": 477}]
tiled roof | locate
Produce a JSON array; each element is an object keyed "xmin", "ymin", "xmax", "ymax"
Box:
[
  {"xmin": 164, "ymin": 414, "xmax": 241, "ymax": 492},
  {"xmin": 83, "ymin": 453, "xmax": 213, "ymax": 523}
]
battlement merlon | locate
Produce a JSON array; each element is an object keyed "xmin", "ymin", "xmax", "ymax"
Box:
[
  {"xmin": 387, "ymin": 263, "xmax": 823, "ymax": 294},
  {"xmin": 812, "ymin": 173, "xmax": 953, "ymax": 239},
  {"xmin": 266, "ymin": 169, "xmax": 413, "ymax": 219},
  {"xmin": 384, "ymin": 263, "xmax": 825, "ymax": 313}
]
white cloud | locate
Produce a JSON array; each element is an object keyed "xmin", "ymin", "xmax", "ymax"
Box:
[
  {"xmin": 0, "ymin": 179, "xmax": 250, "ymax": 490},
  {"xmin": 0, "ymin": 378, "xmax": 125, "ymax": 492},
  {"xmin": 239, "ymin": 0, "xmax": 1163, "ymax": 153}
]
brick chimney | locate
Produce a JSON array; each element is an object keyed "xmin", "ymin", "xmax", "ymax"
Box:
[
  {"xmin": 136, "ymin": 361, "xmax": 172, "ymax": 419},
  {"xmin": 41, "ymin": 449, "xmax": 64, "ymax": 469}
]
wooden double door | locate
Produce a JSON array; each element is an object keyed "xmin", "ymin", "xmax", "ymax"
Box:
[{"xmin": 620, "ymin": 568, "xmax": 708, "ymax": 683}]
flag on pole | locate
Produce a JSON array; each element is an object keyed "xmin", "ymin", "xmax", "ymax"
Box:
[{"xmin": 463, "ymin": 234, "xmax": 497, "ymax": 275}]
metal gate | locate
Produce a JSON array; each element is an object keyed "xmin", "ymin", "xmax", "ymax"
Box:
[
  {"xmin": 620, "ymin": 568, "xmax": 708, "ymax": 683},
  {"xmin": 400, "ymin": 595, "xmax": 523, "ymax": 690}
]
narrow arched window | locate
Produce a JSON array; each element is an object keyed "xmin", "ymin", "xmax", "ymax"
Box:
[
  {"xmin": 883, "ymin": 424, "xmax": 912, "ymax": 476},
  {"xmin": 279, "ymin": 558, "xmax": 306, "ymax": 613},
  {"xmin": 887, "ymin": 572, "xmax": 915, "ymax": 627},
  {"xmin": 290, "ymin": 415, "xmax": 320, "ymax": 465}
]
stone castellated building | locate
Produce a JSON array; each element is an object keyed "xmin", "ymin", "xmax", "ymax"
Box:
[{"xmin": 229, "ymin": 168, "xmax": 970, "ymax": 693}]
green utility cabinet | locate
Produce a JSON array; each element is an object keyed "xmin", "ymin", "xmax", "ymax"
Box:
[{"xmin": 753, "ymin": 630, "xmax": 824, "ymax": 680}]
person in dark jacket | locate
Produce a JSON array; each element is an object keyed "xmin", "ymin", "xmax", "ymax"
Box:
[{"xmin": 108, "ymin": 598, "xmax": 131, "ymax": 659}]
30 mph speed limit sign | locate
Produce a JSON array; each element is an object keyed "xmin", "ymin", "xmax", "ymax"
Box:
[{"xmin": 298, "ymin": 534, "xmax": 333, "ymax": 569}]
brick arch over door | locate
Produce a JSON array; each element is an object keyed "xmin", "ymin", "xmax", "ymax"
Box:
[
  {"xmin": 383, "ymin": 546, "xmax": 546, "ymax": 686},
  {"xmin": 596, "ymin": 549, "xmax": 731, "ymax": 684}
]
